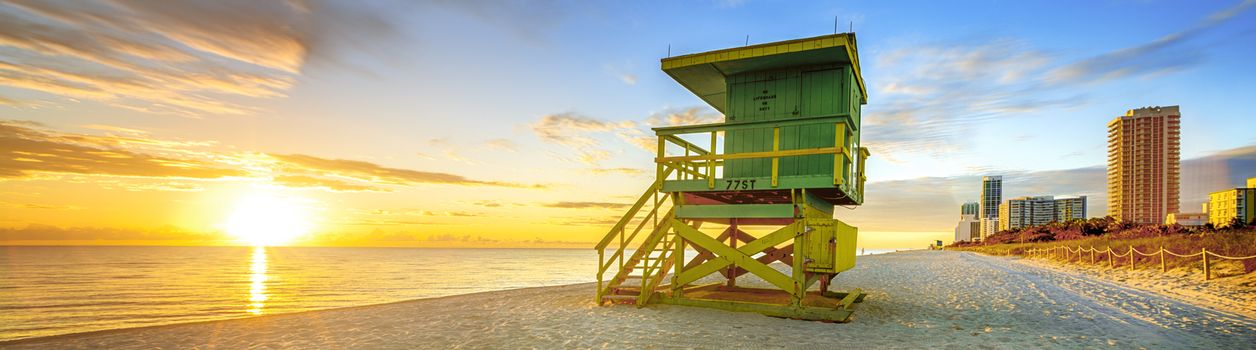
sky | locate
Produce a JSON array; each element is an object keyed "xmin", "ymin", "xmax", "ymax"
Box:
[{"xmin": 1, "ymin": 0, "xmax": 1254, "ymax": 248}]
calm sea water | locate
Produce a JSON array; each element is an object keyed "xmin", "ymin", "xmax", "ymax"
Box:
[{"xmin": 0, "ymin": 246, "xmax": 898, "ymax": 341}]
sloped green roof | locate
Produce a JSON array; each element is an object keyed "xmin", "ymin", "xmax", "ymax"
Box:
[{"xmin": 661, "ymin": 33, "xmax": 867, "ymax": 114}]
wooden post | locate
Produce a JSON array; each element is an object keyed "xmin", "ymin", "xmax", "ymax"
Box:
[
  {"xmin": 1108, "ymin": 247, "xmax": 1113, "ymax": 268},
  {"xmin": 771, "ymin": 127, "xmax": 780, "ymax": 187},
  {"xmin": 1202, "ymin": 247, "xmax": 1210, "ymax": 281},
  {"xmin": 1091, "ymin": 247, "xmax": 1095, "ymax": 264},
  {"xmin": 597, "ymin": 249, "xmax": 605, "ymax": 303},
  {"xmin": 1129, "ymin": 247, "xmax": 1134, "ymax": 271},
  {"xmin": 656, "ymin": 137, "xmax": 664, "ymax": 183},
  {"xmin": 833, "ymin": 123, "xmax": 847, "ymax": 185},
  {"xmin": 707, "ymin": 131, "xmax": 716, "ymax": 189},
  {"xmin": 1160, "ymin": 245, "xmax": 1166, "ymax": 273},
  {"xmin": 672, "ymin": 225, "xmax": 685, "ymax": 298},
  {"xmin": 727, "ymin": 220, "xmax": 738, "ymax": 288}
]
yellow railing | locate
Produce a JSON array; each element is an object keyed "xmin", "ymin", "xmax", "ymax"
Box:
[
  {"xmin": 651, "ymin": 115, "xmax": 868, "ymax": 194},
  {"xmin": 1027, "ymin": 245, "xmax": 1256, "ymax": 281},
  {"xmin": 595, "ymin": 168, "xmax": 675, "ymax": 304}
]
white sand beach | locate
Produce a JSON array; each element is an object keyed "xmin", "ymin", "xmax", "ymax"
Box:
[{"xmin": 3, "ymin": 250, "xmax": 1253, "ymax": 349}]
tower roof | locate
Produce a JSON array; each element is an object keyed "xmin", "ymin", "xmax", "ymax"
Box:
[{"xmin": 661, "ymin": 33, "xmax": 867, "ymax": 114}]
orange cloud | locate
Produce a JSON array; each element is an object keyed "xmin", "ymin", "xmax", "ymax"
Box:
[
  {"xmin": 542, "ymin": 201, "xmax": 630, "ymax": 209},
  {"xmin": 272, "ymin": 175, "xmax": 384, "ymax": 192},
  {"xmin": 0, "ymin": 0, "xmax": 395, "ymax": 116},
  {"xmin": 0, "ymin": 224, "xmax": 229, "ymax": 243},
  {"xmin": 0, "ymin": 121, "xmax": 246, "ymax": 179},
  {"xmin": 269, "ymin": 153, "xmax": 543, "ymax": 188}
]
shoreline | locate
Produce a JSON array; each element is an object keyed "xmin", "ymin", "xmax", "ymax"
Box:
[
  {"xmin": 0, "ymin": 282, "xmax": 590, "ymax": 345},
  {"xmin": 4, "ymin": 251, "xmax": 1253, "ymax": 348}
]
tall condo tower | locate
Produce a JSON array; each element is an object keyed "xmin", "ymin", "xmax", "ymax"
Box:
[
  {"xmin": 979, "ymin": 176, "xmax": 1003, "ymax": 238},
  {"xmin": 1107, "ymin": 106, "xmax": 1180, "ymax": 224}
]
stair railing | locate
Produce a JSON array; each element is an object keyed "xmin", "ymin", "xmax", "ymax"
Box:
[{"xmin": 596, "ymin": 168, "xmax": 675, "ymax": 304}]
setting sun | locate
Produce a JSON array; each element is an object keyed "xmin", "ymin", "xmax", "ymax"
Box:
[{"xmin": 224, "ymin": 194, "xmax": 313, "ymax": 246}]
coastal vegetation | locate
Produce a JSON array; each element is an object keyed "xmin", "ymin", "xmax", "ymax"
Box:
[{"xmin": 951, "ymin": 217, "xmax": 1256, "ymax": 275}]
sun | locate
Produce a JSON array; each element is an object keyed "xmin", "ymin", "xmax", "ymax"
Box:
[{"xmin": 224, "ymin": 194, "xmax": 313, "ymax": 246}]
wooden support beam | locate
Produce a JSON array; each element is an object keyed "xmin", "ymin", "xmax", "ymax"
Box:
[
  {"xmin": 672, "ymin": 220, "xmax": 801, "ymax": 291},
  {"xmin": 682, "ymin": 227, "xmax": 733, "ymax": 271},
  {"xmin": 727, "ymin": 219, "xmax": 738, "ymax": 288},
  {"xmin": 726, "ymin": 244, "xmax": 793, "ymax": 279},
  {"xmin": 658, "ymin": 295, "xmax": 855, "ymax": 323}
]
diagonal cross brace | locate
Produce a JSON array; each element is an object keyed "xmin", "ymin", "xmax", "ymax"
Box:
[
  {"xmin": 672, "ymin": 219, "xmax": 801, "ymax": 292},
  {"xmin": 725, "ymin": 244, "xmax": 793, "ymax": 279},
  {"xmin": 683, "ymin": 227, "xmax": 734, "ymax": 271}
]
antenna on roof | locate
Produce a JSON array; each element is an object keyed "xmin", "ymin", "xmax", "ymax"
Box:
[
  {"xmin": 849, "ymin": 21, "xmax": 853, "ymax": 33},
  {"xmin": 834, "ymin": 16, "xmax": 838, "ymax": 35},
  {"xmin": 667, "ymin": 44, "xmax": 671, "ymax": 58},
  {"xmin": 745, "ymin": 35, "xmax": 749, "ymax": 46}
]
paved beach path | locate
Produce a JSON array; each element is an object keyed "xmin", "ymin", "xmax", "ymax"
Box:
[{"xmin": 4, "ymin": 250, "xmax": 1253, "ymax": 349}]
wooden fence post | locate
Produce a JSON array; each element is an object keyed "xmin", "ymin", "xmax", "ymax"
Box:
[
  {"xmin": 1202, "ymin": 247, "xmax": 1210, "ymax": 281},
  {"xmin": 1090, "ymin": 247, "xmax": 1095, "ymax": 264},
  {"xmin": 1160, "ymin": 245, "xmax": 1166, "ymax": 272},
  {"xmin": 1129, "ymin": 247, "xmax": 1134, "ymax": 271},
  {"xmin": 1108, "ymin": 247, "xmax": 1113, "ymax": 268}
]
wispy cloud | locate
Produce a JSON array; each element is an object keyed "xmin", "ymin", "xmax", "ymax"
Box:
[
  {"xmin": 0, "ymin": 0, "xmax": 396, "ymax": 116},
  {"xmin": 589, "ymin": 167, "xmax": 648, "ymax": 176},
  {"xmin": 268, "ymin": 153, "xmax": 542, "ymax": 188},
  {"xmin": 529, "ymin": 107, "xmax": 720, "ymax": 166},
  {"xmin": 0, "ymin": 224, "xmax": 228, "ymax": 242},
  {"xmin": 864, "ymin": 2, "xmax": 1253, "ymax": 160},
  {"xmin": 863, "ymin": 40, "xmax": 1076, "ymax": 158},
  {"xmin": 529, "ymin": 112, "xmax": 641, "ymax": 165},
  {"xmin": 1049, "ymin": 0, "xmax": 1256, "ymax": 84},
  {"xmin": 426, "ymin": 138, "xmax": 476, "ymax": 164},
  {"xmin": 272, "ymin": 175, "xmax": 384, "ymax": 192},
  {"xmin": 1, "ymin": 120, "xmax": 544, "ymax": 192},
  {"xmin": 542, "ymin": 201, "xmax": 630, "ymax": 209},
  {"xmin": 484, "ymin": 138, "xmax": 519, "ymax": 152},
  {"xmin": 0, "ymin": 120, "xmax": 246, "ymax": 179},
  {"xmin": 643, "ymin": 106, "xmax": 723, "ymax": 127}
]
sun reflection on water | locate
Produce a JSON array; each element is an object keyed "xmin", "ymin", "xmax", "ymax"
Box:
[{"xmin": 247, "ymin": 246, "xmax": 268, "ymax": 315}]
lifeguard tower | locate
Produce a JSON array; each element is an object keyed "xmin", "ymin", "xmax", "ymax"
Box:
[{"xmin": 595, "ymin": 33, "xmax": 871, "ymax": 322}]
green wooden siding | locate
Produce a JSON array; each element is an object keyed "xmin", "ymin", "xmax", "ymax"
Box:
[{"xmin": 724, "ymin": 64, "xmax": 859, "ymax": 180}]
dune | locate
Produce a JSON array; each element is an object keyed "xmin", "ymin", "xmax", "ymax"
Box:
[{"xmin": 2, "ymin": 251, "xmax": 1253, "ymax": 349}]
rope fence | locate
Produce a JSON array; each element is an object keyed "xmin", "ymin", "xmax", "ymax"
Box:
[{"xmin": 1025, "ymin": 245, "xmax": 1256, "ymax": 281}]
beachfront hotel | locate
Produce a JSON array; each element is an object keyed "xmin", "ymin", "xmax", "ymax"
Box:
[
  {"xmin": 1054, "ymin": 196, "xmax": 1088, "ymax": 221},
  {"xmin": 997, "ymin": 195, "xmax": 1089, "ymax": 231},
  {"xmin": 961, "ymin": 202, "xmax": 979, "ymax": 216},
  {"xmin": 954, "ymin": 202, "xmax": 981, "ymax": 242},
  {"xmin": 1106, "ymin": 106, "xmax": 1181, "ymax": 224},
  {"xmin": 998, "ymin": 196, "xmax": 1054, "ymax": 231},
  {"xmin": 1207, "ymin": 177, "xmax": 1256, "ymax": 227},
  {"xmin": 979, "ymin": 176, "xmax": 1002, "ymax": 239}
]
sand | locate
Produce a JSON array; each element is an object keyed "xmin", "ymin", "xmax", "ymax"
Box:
[{"xmin": 3, "ymin": 250, "xmax": 1253, "ymax": 349}]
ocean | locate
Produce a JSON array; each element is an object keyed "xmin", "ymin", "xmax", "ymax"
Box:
[{"xmin": 0, "ymin": 246, "xmax": 899, "ymax": 341}]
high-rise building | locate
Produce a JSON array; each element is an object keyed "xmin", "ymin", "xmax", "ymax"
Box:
[
  {"xmin": 1208, "ymin": 177, "xmax": 1256, "ymax": 227},
  {"xmin": 1107, "ymin": 106, "xmax": 1180, "ymax": 224},
  {"xmin": 979, "ymin": 176, "xmax": 1002, "ymax": 237},
  {"xmin": 961, "ymin": 202, "xmax": 979, "ymax": 216},
  {"xmin": 954, "ymin": 214, "xmax": 980, "ymax": 243},
  {"xmin": 1054, "ymin": 196, "xmax": 1087, "ymax": 221},
  {"xmin": 998, "ymin": 196, "xmax": 1055, "ymax": 231},
  {"xmin": 954, "ymin": 202, "xmax": 981, "ymax": 242}
]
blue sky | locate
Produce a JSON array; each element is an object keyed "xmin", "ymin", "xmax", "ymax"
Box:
[{"xmin": 1, "ymin": 0, "xmax": 1254, "ymax": 247}]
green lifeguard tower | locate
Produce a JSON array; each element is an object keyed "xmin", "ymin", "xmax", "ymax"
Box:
[{"xmin": 595, "ymin": 33, "xmax": 871, "ymax": 322}]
